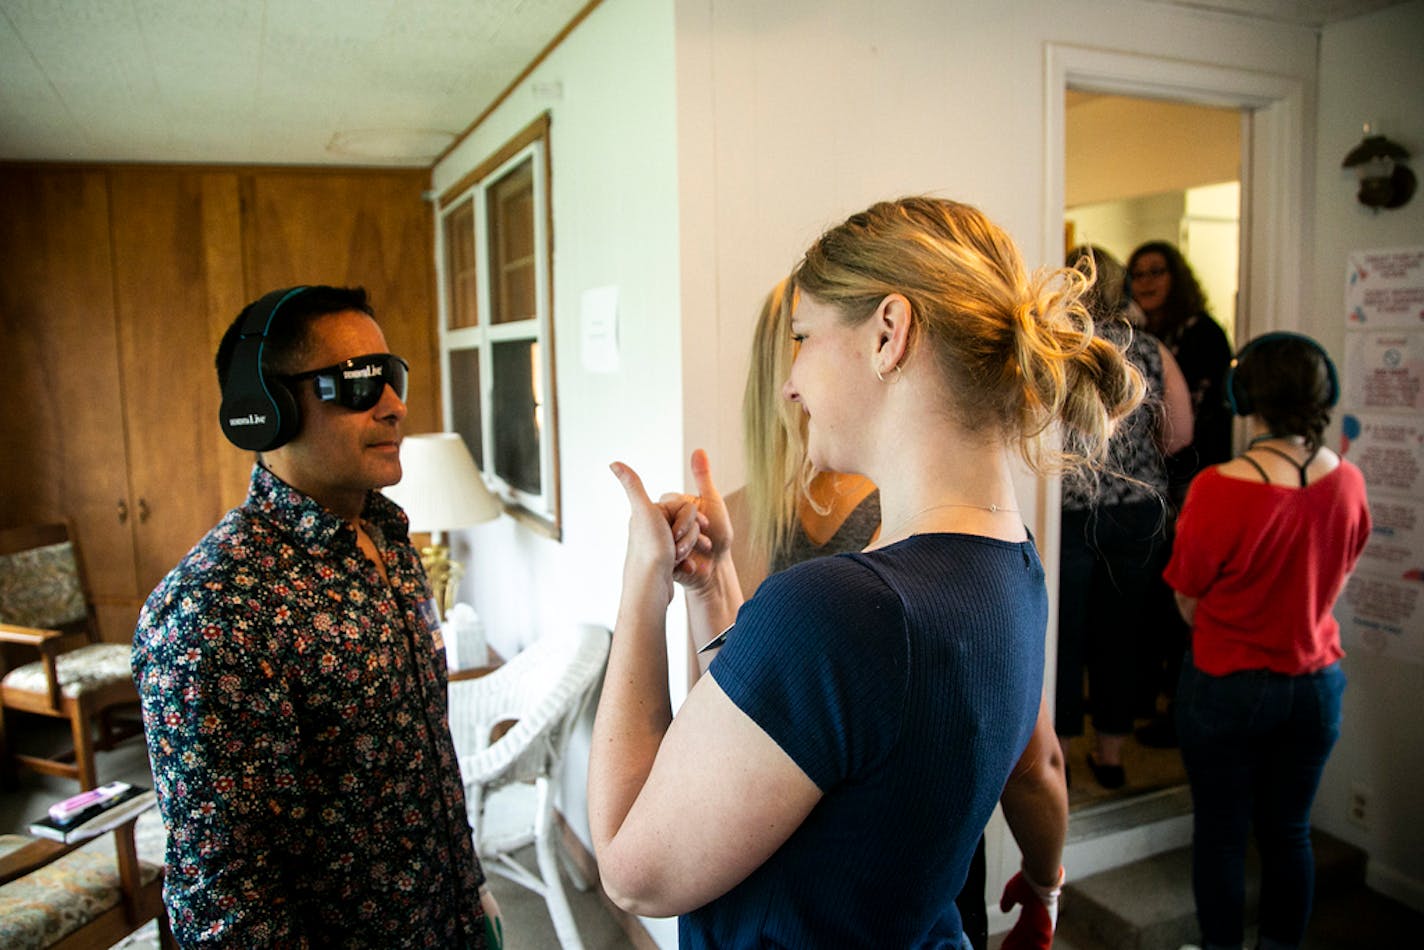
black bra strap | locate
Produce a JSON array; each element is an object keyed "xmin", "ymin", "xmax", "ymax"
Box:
[
  {"xmin": 1247, "ymin": 445, "xmax": 1319, "ymax": 487},
  {"xmin": 1241, "ymin": 454, "xmax": 1272, "ymax": 484}
]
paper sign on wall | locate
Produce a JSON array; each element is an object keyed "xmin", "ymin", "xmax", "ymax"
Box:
[
  {"xmin": 1340, "ymin": 246, "xmax": 1424, "ymax": 660},
  {"xmin": 581, "ymin": 285, "xmax": 620, "ymax": 374}
]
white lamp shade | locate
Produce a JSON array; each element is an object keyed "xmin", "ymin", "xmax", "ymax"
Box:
[{"xmin": 383, "ymin": 433, "xmax": 503, "ymax": 532}]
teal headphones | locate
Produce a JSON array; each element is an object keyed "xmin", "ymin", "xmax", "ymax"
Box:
[{"xmin": 1224, "ymin": 331, "xmax": 1339, "ymax": 417}]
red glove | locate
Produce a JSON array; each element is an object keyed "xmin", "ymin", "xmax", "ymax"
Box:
[{"xmin": 998, "ymin": 867, "xmax": 1063, "ymax": 950}]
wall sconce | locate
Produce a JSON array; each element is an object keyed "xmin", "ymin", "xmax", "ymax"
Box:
[{"xmin": 1342, "ymin": 123, "xmax": 1415, "ymax": 210}]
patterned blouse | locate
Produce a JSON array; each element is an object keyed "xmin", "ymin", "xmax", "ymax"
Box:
[
  {"xmin": 1063, "ymin": 321, "xmax": 1171, "ymax": 511},
  {"xmin": 133, "ymin": 465, "xmax": 487, "ymax": 948}
]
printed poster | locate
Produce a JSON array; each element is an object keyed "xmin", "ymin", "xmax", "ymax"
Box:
[
  {"xmin": 1341, "ymin": 246, "xmax": 1424, "ymax": 661},
  {"xmin": 1342, "ymin": 331, "xmax": 1424, "ymax": 412},
  {"xmin": 1346, "ymin": 246, "xmax": 1424, "ymax": 328}
]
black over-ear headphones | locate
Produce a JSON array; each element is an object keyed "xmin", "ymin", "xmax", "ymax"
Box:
[
  {"xmin": 1225, "ymin": 330, "xmax": 1340, "ymax": 417},
  {"xmin": 219, "ymin": 286, "xmax": 311, "ymax": 451}
]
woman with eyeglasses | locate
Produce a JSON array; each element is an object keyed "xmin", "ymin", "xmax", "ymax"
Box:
[{"xmin": 1125, "ymin": 241, "xmax": 1234, "ymax": 499}]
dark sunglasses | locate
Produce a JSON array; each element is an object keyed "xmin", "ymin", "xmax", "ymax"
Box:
[{"xmin": 282, "ymin": 353, "xmax": 410, "ymax": 411}]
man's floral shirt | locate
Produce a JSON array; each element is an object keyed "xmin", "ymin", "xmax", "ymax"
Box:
[{"xmin": 133, "ymin": 465, "xmax": 487, "ymax": 948}]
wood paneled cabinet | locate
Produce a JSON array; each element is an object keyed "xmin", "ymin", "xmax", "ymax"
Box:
[{"xmin": 0, "ymin": 164, "xmax": 437, "ymax": 641}]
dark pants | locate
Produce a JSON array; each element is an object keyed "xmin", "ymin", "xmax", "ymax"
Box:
[
  {"xmin": 1056, "ymin": 501, "xmax": 1167, "ymax": 737},
  {"xmin": 953, "ymin": 836, "xmax": 988, "ymax": 950},
  {"xmin": 1176, "ymin": 657, "xmax": 1346, "ymax": 950},
  {"xmin": 1140, "ymin": 519, "xmax": 1190, "ymax": 717}
]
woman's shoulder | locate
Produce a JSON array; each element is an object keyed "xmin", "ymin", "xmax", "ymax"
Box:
[
  {"xmin": 1182, "ymin": 311, "xmax": 1231, "ymax": 348},
  {"xmin": 762, "ymin": 550, "xmax": 894, "ymax": 602}
]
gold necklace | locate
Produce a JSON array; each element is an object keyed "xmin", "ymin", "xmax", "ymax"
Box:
[
  {"xmin": 915, "ymin": 501, "xmax": 1019, "ymax": 515},
  {"xmin": 884, "ymin": 500, "xmax": 1020, "ymax": 540}
]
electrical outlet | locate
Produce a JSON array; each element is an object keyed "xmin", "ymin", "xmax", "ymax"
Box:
[{"xmin": 1348, "ymin": 783, "xmax": 1370, "ymax": 828}]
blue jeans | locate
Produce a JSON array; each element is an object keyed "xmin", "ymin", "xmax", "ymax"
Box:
[{"xmin": 1176, "ymin": 656, "xmax": 1345, "ymax": 950}]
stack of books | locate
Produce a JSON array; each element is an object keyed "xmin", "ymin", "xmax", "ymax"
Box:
[{"xmin": 28, "ymin": 781, "xmax": 157, "ymax": 844}]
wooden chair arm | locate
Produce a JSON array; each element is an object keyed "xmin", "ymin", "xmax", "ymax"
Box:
[
  {"xmin": 0, "ymin": 622, "xmax": 67, "ymax": 649},
  {"xmin": 0, "ymin": 835, "xmax": 79, "ymax": 885},
  {"xmin": 0, "ymin": 812, "xmax": 146, "ymax": 886},
  {"xmin": 0, "ymin": 622, "xmax": 70, "ymax": 709}
]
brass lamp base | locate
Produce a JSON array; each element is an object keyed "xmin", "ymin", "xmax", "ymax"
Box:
[{"xmin": 419, "ymin": 543, "xmax": 465, "ymax": 621}]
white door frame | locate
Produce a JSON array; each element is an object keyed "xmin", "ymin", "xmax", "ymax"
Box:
[{"xmin": 1039, "ymin": 43, "xmax": 1313, "ymax": 878}]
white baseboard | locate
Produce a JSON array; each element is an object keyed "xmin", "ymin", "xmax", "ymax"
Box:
[{"xmin": 1366, "ymin": 859, "xmax": 1424, "ymax": 914}]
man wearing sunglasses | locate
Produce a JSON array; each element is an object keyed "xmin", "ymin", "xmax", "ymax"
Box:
[{"xmin": 133, "ymin": 286, "xmax": 500, "ymax": 948}]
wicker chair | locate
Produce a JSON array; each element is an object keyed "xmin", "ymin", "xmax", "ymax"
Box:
[
  {"xmin": 0, "ymin": 523, "xmax": 142, "ymax": 790},
  {"xmin": 447, "ymin": 623, "xmax": 611, "ymax": 950}
]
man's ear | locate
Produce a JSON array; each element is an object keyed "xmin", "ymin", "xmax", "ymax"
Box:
[{"xmin": 873, "ymin": 293, "xmax": 913, "ymax": 375}]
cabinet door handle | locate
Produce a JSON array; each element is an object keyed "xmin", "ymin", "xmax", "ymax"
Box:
[
  {"xmin": 138, "ymin": 498, "xmax": 151, "ymax": 523},
  {"xmin": 117, "ymin": 499, "xmax": 129, "ymax": 523}
]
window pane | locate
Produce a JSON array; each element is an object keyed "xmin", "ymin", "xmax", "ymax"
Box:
[
  {"xmin": 491, "ymin": 339, "xmax": 541, "ymax": 495},
  {"xmin": 448, "ymin": 348, "xmax": 484, "ymax": 471},
  {"xmin": 486, "ymin": 158, "xmax": 536, "ymax": 326},
  {"xmin": 443, "ymin": 198, "xmax": 478, "ymax": 330}
]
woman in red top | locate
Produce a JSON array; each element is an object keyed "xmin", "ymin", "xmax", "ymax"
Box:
[{"xmin": 1164, "ymin": 331, "xmax": 1371, "ymax": 950}]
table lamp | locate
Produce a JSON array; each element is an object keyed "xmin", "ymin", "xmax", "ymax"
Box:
[{"xmin": 383, "ymin": 433, "xmax": 502, "ymax": 619}]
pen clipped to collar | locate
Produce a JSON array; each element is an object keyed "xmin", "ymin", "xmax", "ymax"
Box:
[{"xmin": 698, "ymin": 624, "xmax": 733, "ymax": 655}]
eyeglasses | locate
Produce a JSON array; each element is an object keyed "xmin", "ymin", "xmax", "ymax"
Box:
[
  {"xmin": 1130, "ymin": 266, "xmax": 1169, "ymax": 281},
  {"xmin": 282, "ymin": 353, "xmax": 410, "ymax": 411}
]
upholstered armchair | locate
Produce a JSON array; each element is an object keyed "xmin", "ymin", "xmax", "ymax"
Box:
[
  {"xmin": 0, "ymin": 810, "xmax": 173, "ymax": 949},
  {"xmin": 0, "ymin": 523, "xmax": 143, "ymax": 790}
]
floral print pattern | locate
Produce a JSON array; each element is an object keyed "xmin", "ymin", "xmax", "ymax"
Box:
[{"xmin": 132, "ymin": 465, "xmax": 486, "ymax": 948}]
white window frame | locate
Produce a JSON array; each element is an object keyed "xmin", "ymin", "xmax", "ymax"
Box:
[{"xmin": 435, "ymin": 113, "xmax": 560, "ymax": 538}]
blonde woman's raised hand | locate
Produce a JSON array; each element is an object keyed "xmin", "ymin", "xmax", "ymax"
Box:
[
  {"xmin": 661, "ymin": 449, "xmax": 734, "ymax": 594},
  {"xmin": 611, "ymin": 460, "xmax": 709, "ymax": 610}
]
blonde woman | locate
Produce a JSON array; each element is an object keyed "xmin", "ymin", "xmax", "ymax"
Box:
[
  {"xmin": 592, "ymin": 197, "xmax": 1141, "ymax": 948},
  {"xmin": 728, "ymin": 278, "xmax": 880, "ymax": 597},
  {"xmin": 722, "ymin": 277, "xmax": 1071, "ymax": 949}
]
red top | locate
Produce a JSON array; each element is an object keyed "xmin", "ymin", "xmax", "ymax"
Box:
[{"xmin": 1164, "ymin": 461, "xmax": 1371, "ymax": 676}]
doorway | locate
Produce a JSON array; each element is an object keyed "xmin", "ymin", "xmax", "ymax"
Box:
[
  {"xmin": 1043, "ymin": 39, "xmax": 1313, "ymax": 875},
  {"xmin": 1061, "ymin": 90, "xmax": 1242, "ymax": 812}
]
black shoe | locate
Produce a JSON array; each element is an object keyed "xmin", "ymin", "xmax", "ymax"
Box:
[
  {"xmin": 1087, "ymin": 754, "xmax": 1126, "ymax": 789},
  {"xmin": 1136, "ymin": 715, "xmax": 1179, "ymax": 748}
]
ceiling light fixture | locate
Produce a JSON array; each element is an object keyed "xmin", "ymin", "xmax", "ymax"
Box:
[{"xmin": 327, "ymin": 129, "xmax": 457, "ymax": 162}]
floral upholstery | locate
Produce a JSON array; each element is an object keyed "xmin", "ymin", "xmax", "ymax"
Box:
[
  {"xmin": 2, "ymin": 644, "xmax": 133, "ymax": 697},
  {"xmin": 0, "ymin": 542, "xmax": 88, "ymax": 630},
  {"xmin": 0, "ymin": 834, "xmax": 161, "ymax": 950}
]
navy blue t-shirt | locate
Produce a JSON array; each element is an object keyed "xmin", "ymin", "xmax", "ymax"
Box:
[{"xmin": 681, "ymin": 533, "xmax": 1046, "ymax": 949}]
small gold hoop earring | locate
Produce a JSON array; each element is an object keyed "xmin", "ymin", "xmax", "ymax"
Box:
[{"xmin": 876, "ymin": 364, "xmax": 902, "ymax": 383}]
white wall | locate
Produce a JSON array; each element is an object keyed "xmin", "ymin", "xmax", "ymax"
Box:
[
  {"xmin": 429, "ymin": 1, "xmax": 683, "ymax": 929},
  {"xmin": 1068, "ymin": 190, "xmax": 1189, "ymax": 263},
  {"xmin": 1067, "ymin": 182, "xmax": 1241, "ymax": 338},
  {"xmin": 1309, "ymin": 0, "xmax": 1424, "ymax": 912}
]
